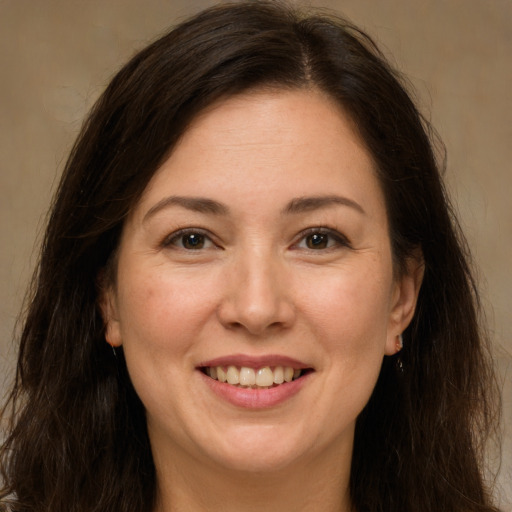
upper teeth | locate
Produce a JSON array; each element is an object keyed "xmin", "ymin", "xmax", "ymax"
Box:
[{"xmin": 205, "ymin": 366, "xmax": 302, "ymax": 387}]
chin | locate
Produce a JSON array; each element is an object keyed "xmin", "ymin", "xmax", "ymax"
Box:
[
  {"xmin": 213, "ymin": 448, "xmax": 303, "ymax": 474},
  {"xmin": 199, "ymin": 424, "xmax": 314, "ymax": 473},
  {"xmin": 202, "ymin": 419, "xmax": 350, "ymax": 476}
]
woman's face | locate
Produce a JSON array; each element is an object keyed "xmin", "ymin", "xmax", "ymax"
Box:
[{"xmin": 103, "ymin": 89, "xmax": 421, "ymax": 475}]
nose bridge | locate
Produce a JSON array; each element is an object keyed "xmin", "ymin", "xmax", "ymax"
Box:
[{"xmin": 218, "ymin": 242, "xmax": 294, "ymax": 334}]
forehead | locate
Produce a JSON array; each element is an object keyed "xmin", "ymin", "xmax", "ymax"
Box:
[
  {"xmin": 133, "ymin": 88, "xmax": 385, "ymax": 222},
  {"xmin": 181, "ymin": 88, "xmax": 369, "ymax": 163}
]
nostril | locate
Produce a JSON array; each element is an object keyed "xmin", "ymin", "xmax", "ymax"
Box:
[{"xmin": 216, "ymin": 279, "xmax": 296, "ymax": 335}]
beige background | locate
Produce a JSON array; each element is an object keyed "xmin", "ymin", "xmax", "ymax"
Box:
[{"xmin": 1, "ymin": 0, "xmax": 510, "ymax": 508}]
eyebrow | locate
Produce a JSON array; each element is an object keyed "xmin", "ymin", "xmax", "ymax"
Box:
[
  {"xmin": 143, "ymin": 196, "xmax": 229, "ymax": 222},
  {"xmin": 143, "ymin": 193, "xmax": 365, "ymax": 222},
  {"xmin": 283, "ymin": 195, "xmax": 366, "ymax": 215}
]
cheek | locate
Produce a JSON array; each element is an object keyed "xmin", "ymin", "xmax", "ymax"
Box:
[
  {"xmin": 296, "ymin": 257, "xmax": 393, "ymax": 404},
  {"xmin": 299, "ymin": 257, "xmax": 393, "ymax": 344},
  {"xmin": 114, "ymin": 267, "xmax": 220, "ymax": 421},
  {"xmin": 116, "ymin": 265, "xmax": 220, "ymax": 357}
]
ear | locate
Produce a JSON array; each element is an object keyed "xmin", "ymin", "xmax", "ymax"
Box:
[
  {"xmin": 97, "ymin": 271, "xmax": 123, "ymax": 348},
  {"xmin": 385, "ymin": 251, "xmax": 424, "ymax": 355}
]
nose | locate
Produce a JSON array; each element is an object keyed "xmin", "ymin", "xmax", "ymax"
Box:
[{"xmin": 217, "ymin": 249, "xmax": 296, "ymax": 336}]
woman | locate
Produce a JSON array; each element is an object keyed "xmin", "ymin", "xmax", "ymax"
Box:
[{"xmin": 0, "ymin": 2, "xmax": 501, "ymax": 511}]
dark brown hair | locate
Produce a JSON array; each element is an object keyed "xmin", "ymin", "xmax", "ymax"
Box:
[{"xmin": 0, "ymin": 2, "xmax": 500, "ymax": 511}]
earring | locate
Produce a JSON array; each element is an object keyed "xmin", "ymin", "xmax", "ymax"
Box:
[
  {"xmin": 395, "ymin": 333, "xmax": 404, "ymax": 373},
  {"xmin": 395, "ymin": 333, "xmax": 403, "ymax": 353},
  {"xmin": 105, "ymin": 336, "xmax": 117, "ymax": 358}
]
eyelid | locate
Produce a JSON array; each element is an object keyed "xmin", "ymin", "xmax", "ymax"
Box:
[
  {"xmin": 292, "ymin": 227, "xmax": 352, "ymax": 250},
  {"xmin": 160, "ymin": 226, "xmax": 351, "ymax": 251},
  {"xmin": 161, "ymin": 227, "xmax": 218, "ymax": 249}
]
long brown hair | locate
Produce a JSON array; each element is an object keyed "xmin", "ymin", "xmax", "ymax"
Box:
[{"xmin": 0, "ymin": 2, "xmax": 500, "ymax": 511}]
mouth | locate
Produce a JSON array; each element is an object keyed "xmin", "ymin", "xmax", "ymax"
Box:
[
  {"xmin": 200, "ymin": 365, "xmax": 313, "ymax": 389},
  {"xmin": 197, "ymin": 355, "xmax": 314, "ymax": 408}
]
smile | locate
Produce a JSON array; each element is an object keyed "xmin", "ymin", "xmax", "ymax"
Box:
[
  {"xmin": 202, "ymin": 365, "xmax": 306, "ymax": 388},
  {"xmin": 198, "ymin": 356, "xmax": 313, "ymax": 408}
]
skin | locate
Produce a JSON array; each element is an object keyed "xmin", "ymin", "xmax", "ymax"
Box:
[{"xmin": 102, "ymin": 88, "xmax": 423, "ymax": 512}]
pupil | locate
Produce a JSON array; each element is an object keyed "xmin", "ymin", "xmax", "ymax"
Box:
[
  {"xmin": 183, "ymin": 234, "xmax": 204, "ymax": 249},
  {"xmin": 307, "ymin": 233, "xmax": 328, "ymax": 249}
]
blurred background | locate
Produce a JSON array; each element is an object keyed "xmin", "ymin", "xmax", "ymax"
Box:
[{"xmin": 1, "ymin": 0, "xmax": 510, "ymax": 507}]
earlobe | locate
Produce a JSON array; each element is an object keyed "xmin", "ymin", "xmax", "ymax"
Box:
[
  {"xmin": 385, "ymin": 253, "xmax": 424, "ymax": 356},
  {"xmin": 97, "ymin": 277, "xmax": 123, "ymax": 348},
  {"xmin": 105, "ymin": 319, "xmax": 122, "ymax": 348}
]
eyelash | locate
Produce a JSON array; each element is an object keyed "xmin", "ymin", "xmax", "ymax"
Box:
[
  {"xmin": 161, "ymin": 228, "xmax": 217, "ymax": 250},
  {"xmin": 293, "ymin": 227, "xmax": 352, "ymax": 251},
  {"xmin": 161, "ymin": 227, "xmax": 352, "ymax": 252}
]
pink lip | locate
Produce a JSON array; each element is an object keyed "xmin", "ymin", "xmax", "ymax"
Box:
[
  {"xmin": 197, "ymin": 353, "xmax": 311, "ymax": 370},
  {"xmin": 199, "ymin": 370, "xmax": 311, "ymax": 409}
]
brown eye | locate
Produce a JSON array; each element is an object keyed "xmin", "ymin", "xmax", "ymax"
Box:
[
  {"xmin": 181, "ymin": 233, "xmax": 206, "ymax": 249},
  {"xmin": 295, "ymin": 229, "xmax": 351, "ymax": 251},
  {"xmin": 305, "ymin": 233, "xmax": 329, "ymax": 249},
  {"xmin": 163, "ymin": 230, "xmax": 215, "ymax": 250}
]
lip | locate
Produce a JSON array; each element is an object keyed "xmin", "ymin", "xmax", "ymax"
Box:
[
  {"xmin": 199, "ymin": 369, "xmax": 311, "ymax": 409},
  {"xmin": 197, "ymin": 353, "xmax": 311, "ymax": 370},
  {"xmin": 197, "ymin": 353, "xmax": 313, "ymax": 409}
]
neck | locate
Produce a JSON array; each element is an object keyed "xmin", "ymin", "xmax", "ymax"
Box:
[{"xmin": 153, "ymin": 441, "xmax": 353, "ymax": 512}]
